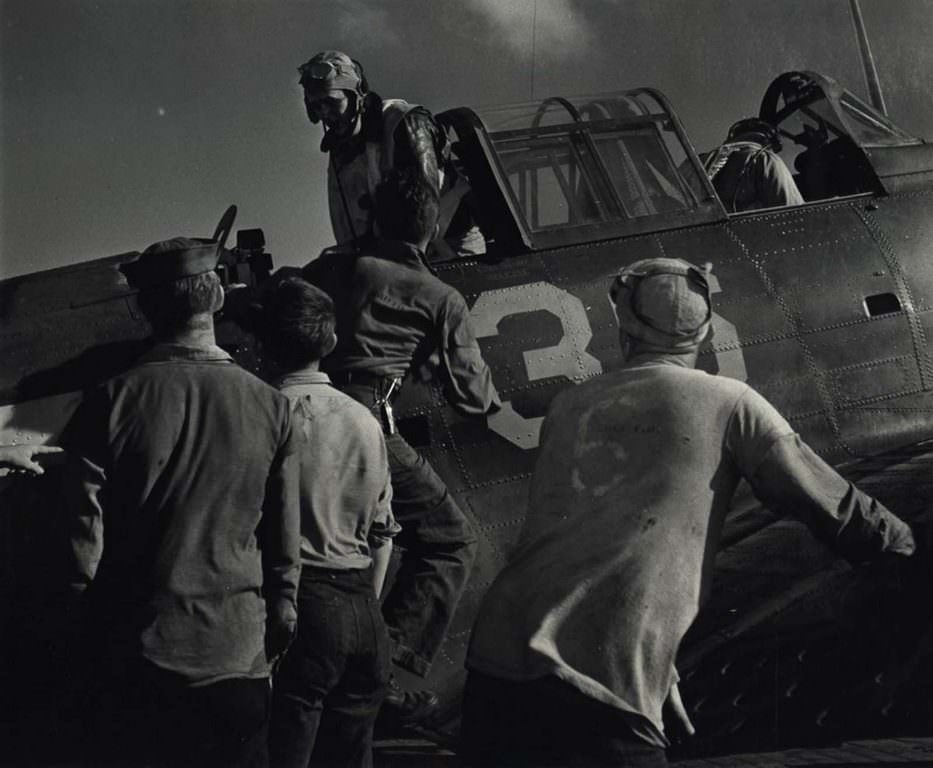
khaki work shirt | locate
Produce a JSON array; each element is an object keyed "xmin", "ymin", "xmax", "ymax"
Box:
[
  {"xmin": 278, "ymin": 370, "xmax": 399, "ymax": 571},
  {"xmin": 467, "ymin": 357, "xmax": 914, "ymax": 746},
  {"xmin": 61, "ymin": 342, "xmax": 300, "ymax": 684},
  {"xmin": 304, "ymin": 240, "xmax": 500, "ymax": 416}
]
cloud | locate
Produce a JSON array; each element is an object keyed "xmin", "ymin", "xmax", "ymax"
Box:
[
  {"xmin": 333, "ymin": 0, "xmax": 402, "ymax": 48},
  {"xmin": 463, "ymin": 0, "xmax": 593, "ymax": 57}
]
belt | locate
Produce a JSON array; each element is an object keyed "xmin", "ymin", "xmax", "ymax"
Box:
[
  {"xmin": 330, "ymin": 370, "xmax": 399, "ymax": 388},
  {"xmin": 302, "ymin": 565, "xmax": 373, "ymax": 577}
]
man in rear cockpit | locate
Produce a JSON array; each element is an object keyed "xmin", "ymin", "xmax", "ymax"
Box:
[{"xmin": 704, "ymin": 117, "xmax": 804, "ymax": 212}]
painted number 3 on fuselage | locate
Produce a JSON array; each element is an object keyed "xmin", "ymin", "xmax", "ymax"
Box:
[{"xmin": 470, "ymin": 279, "xmax": 745, "ymax": 450}]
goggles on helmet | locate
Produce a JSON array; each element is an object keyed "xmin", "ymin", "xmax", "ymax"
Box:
[{"xmin": 608, "ymin": 259, "xmax": 713, "ymax": 332}]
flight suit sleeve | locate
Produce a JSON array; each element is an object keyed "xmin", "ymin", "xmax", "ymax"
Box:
[
  {"xmin": 438, "ymin": 293, "xmax": 502, "ymax": 416},
  {"xmin": 728, "ymin": 387, "xmax": 915, "ymax": 563},
  {"xmin": 260, "ymin": 405, "xmax": 301, "ymax": 618},
  {"xmin": 59, "ymin": 387, "xmax": 111, "ymax": 596},
  {"xmin": 393, "ymin": 107, "xmax": 444, "ymax": 198},
  {"xmin": 756, "ymin": 151, "xmax": 805, "ymax": 208}
]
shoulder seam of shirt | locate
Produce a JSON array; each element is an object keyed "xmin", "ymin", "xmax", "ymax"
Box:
[{"xmin": 722, "ymin": 382, "xmax": 754, "ymax": 462}]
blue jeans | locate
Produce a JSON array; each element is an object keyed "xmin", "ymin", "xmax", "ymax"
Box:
[
  {"xmin": 343, "ymin": 383, "xmax": 478, "ymax": 677},
  {"xmin": 269, "ymin": 568, "xmax": 390, "ymax": 768}
]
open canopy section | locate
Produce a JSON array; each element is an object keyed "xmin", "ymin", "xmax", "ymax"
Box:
[
  {"xmin": 759, "ymin": 71, "xmax": 926, "ymax": 200},
  {"xmin": 445, "ymin": 90, "xmax": 725, "ymax": 251},
  {"xmin": 760, "ymin": 71, "xmax": 920, "ymax": 151}
]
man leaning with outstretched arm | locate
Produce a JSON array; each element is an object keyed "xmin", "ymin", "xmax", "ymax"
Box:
[{"xmin": 464, "ymin": 257, "xmax": 917, "ymax": 767}]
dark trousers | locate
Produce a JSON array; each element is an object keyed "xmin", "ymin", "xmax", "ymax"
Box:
[
  {"xmin": 269, "ymin": 568, "xmax": 391, "ymax": 768},
  {"xmin": 344, "ymin": 383, "xmax": 478, "ymax": 677},
  {"xmin": 461, "ymin": 672, "xmax": 669, "ymax": 768},
  {"xmin": 92, "ymin": 659, "xmax": 271, "ymax": 768}
]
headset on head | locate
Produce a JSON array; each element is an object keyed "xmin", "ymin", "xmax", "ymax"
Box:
[
  {"xmin": 300, "ymin": 55, "xmax": 369, "ymax": 124},
  {"xmin": 727, "ymin": 117, "xmax": 782, "ymax": 153}
]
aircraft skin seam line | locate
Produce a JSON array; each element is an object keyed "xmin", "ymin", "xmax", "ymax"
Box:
[
  {"xmin": 504, "ymin": 198, "xmax": 872, "ymax": 261},
  {"xmin": 445, "ymin": 440, "xmax": 528, "ymax": 450},
  {"xmin": 853, "ymin": 206, "xmax": 933, "ymax": 388},
  {"xmin": 728, "ymin": 227, "xmax": 854, "ymax": 456},
  {"xmin": 653, "ymin": 233, "xmax": 669, "ymax": 260},
  {"xmin": 828, "ymin": 385, "xmax": 926, "ymax": 409},
  {"xmin": 855, "ymin": 407, "xmax": 933, "ymax": 413},
  {"xmin": 752, "ymin": 236, "xmax": 872, "ymax": 260},
  {"xmin": 827, "ymin": 353, "xmax": 916, "ymax": 373},
  {"xmin": 492, "ymin": 373, "xmax": 598, "ymax": 395},
  {"xmin": 788, "ymin": 409, "xmax": 846, "ymax": 422},
  {"xmin": 451, "ymin": 473, "xmax": 533, "ymax": 490},
  {"xmin": 796, "ymin": 313, "xmax": 909, "ymax": 335},
  {"xmin": 473, "ymin": 518, "xmax": 526, "ymax": 531},
  {"xmin": 889, "ymin": 189, "xmax": 933, "ymax": 201},
  {"xmin": 784, "ymin": 384, "xmax": 927, "ymax": 419},
  {"xmin": 877, "ymin": 167, "xmax": 933, "ymax": 180},
  {"xmin": 434, "ymin": 396, "xmax": 474, "ymax": 488},
  {"xmin": 466, "ymin": 507, "xmax": 504, "ymax": 559}
]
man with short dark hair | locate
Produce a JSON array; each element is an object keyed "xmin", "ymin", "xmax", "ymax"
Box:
[
  {"xmin": 262, "ymin": 277, "xmax": 400, "ymax": 768},
  {"xmin": 61, "ymin": 238, "xmax": 300, "ymax": 768},
  {"xmin": 304, "ymin": 169, "xmax": 500, "ymax": 724},
  {"xmin": 463, "ymin": 257, "xmax": 916, "ymax": 767}
]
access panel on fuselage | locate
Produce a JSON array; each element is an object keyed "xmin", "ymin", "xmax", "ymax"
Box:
[{"xmin": 722, "ymin": 201, "xmax": 922, "ymax": 460}]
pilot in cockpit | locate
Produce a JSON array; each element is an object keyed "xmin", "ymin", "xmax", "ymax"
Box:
[{"xmin": 704, "ymin": 117, "xmax": 804, "ymax": 212}]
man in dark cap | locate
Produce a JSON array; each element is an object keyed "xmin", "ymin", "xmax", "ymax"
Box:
[
  {"xmin": 704, "ymin": 117, "xmax": 804, "ymax": 212},
  {"xmin": 298, "ymin": 49, "xmax": 484, "ymax": 259},
  {"xmin": 304, "ymin": 168, "xmax": 500, "ymax": 725},
  {"xmin": 61, "ymin": 238, "xmax": 300, "ymax": 768},
  {"xmin": 462, "ymin": 257, "xmax": 916, "ymax": 767}
]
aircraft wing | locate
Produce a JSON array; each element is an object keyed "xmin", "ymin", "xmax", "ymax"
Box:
[{"xmin": 672, "ymin": 442, "xmax": 933, "ymax": 758}]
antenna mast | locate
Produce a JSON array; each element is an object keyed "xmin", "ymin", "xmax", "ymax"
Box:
[
  {"xmin": 848, "ymin": 0, "xmax": 887, "ymax": 116},
  {"xmin": 530, "ymin": 0, "xmax": 537, "ymax": 100}
]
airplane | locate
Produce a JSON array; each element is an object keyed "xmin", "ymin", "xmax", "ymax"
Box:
[{"xmin": 3, "ymin": 68, "xmax": 933, "ymax": 761}]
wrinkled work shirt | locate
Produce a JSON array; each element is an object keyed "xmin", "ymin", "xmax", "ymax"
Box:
[
  {"xmin": 277, "ymin": 370, "xmax": 400, "ymax": 570},
  {"xmin": 61, "ymin": 343, "xmax": 300, "ymax": 685},
  {"xmin": 706, "ymin": 141, "xmax": 805, "ymax": 212},
  {"xmin": 304, "ymin": 240, "xmax": 500, "ymax": 416},
  {"xmin": 467, "ymin": 357, "xmax": 914, "ymax": 746}
]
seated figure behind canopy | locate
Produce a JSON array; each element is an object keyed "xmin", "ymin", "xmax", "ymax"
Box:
[{"xmin": 704, "ymin": 117, "xmax": 804, "ymax": 212}]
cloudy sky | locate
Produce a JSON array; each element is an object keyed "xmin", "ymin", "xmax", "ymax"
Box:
[{"xmin": 3, "ymin": 0, "xmax": 933, "ymax": 278}]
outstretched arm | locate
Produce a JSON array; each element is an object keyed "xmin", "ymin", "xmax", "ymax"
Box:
[
  {"xmin": 750, "ymin": 434, "xmax": 915, "ymax": 562},
  {"xmin": 730, "ymin": 387, "xmax": 914, "ymax": 562}
]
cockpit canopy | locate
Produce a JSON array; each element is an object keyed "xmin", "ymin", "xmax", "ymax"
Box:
[
  {"xmin": 440, "ymin": 90, "xmax": 723, "ymax": 252},
  {"xmin": 760, "ymin": 71, "xmax": 919, "ymax": 151},
  {"xmin": 439, "ymin": 71, "xmax": 929, "ymax": 255},
  {"xmin": 759, "ymin": 71, "xmax": 924, "ymax": 201}
]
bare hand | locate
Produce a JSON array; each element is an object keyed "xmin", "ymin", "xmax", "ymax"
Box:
[{"xmin": 0, "ymin": 444, "xmax": 64, "ymax": 476}]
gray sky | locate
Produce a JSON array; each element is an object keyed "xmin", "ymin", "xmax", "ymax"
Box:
[{"xmin": 3, "ymin": 0, "xmax": 933, "ymax": 279}]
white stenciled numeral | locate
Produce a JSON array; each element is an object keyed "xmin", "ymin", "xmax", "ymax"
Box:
[{"xmin": 471, "ymin": 282, "xmax": 602, "ymax": 450}]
